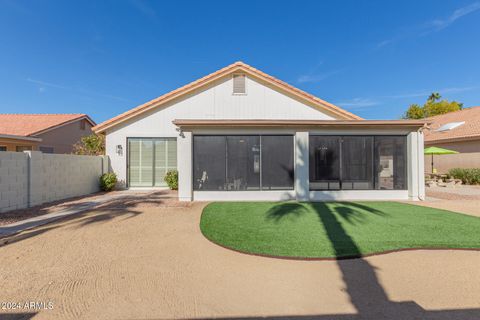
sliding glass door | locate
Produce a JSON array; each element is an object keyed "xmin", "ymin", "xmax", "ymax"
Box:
[
  {"xmin": 128, "ymin": 139, "xmax": 154, "ymax": 187},
  {"xmin": 154, "ymin": 139, "xmax": 177, "ymax": 187},
  {"xmin": 128, "ymin": 138, "xmax": 177, "ymax": 187}
]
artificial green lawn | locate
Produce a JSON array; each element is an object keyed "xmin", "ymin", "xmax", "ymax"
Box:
[{"xmin": 200, "ymin": 202, "xmax": 480, "ymax": 258}]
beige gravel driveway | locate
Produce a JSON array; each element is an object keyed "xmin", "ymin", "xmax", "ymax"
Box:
[{"xmin": 0, "ymin": 199, "xmax": 479, "ymax": 320}]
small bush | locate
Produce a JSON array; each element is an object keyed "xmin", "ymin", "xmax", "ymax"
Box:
[
  {"xmin": 100, "ymin": 172, "xmax": 117, "ymax": 191},
  {"xmin": 448, "ymin": 168, "xmax": 480, "ymax": 185},
  {"xmin": 164, "ymin": 170, "xmax": 178, "ymax": 190}
]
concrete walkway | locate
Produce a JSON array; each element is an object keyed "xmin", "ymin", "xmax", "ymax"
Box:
[
  {"xmin": 0, "ymin": 193, "xmax": 125, "ymax": 238},
  {"xmin": 0, "ymin": 190, "xmax": 180, "ymax": 238}
]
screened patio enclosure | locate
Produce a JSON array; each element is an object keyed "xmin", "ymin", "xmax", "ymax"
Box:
[
  {"xmin": 309, "ymin": 135, "xmax": 407, "ymax": 191},
  {"xmin": 193, "ymin": 135, "xmax": 294, "ymax": 191},
  {"xmin": 127, "ymin": 138, "xmax": 177, "ymax": 187}
]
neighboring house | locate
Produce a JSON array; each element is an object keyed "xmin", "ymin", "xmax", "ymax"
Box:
[
  {"xmin": 0, "ymin": 114, "xmax": 96, "ymax": 154},
  {"xmin": 93, "ymin": 61, "xmax": 426, "ymax": 201},
  {"xmin": 425, "ymin": 107, "xmax": 480, "ymax": 152},
  {"xmin": 424, "ymin": 106, "xmax": 480, "ymax": 173}
]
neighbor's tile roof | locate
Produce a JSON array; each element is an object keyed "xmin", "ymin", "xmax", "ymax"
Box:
[
  {"xmin": 0, "ymin": 114, "xmax": 91, "ymax": 136},
  {"xmin": 424, "ymin": 107, "xmax": 480, "ymax": 143}
]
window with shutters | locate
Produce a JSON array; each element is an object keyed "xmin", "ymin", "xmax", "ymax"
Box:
[
  {"xmin": 128, "ymin": 138, "xmax": 177, "ymax": 187},
  {"xmin": 232, "ymin": 74, "xmax": 246, "ymax": 94}
]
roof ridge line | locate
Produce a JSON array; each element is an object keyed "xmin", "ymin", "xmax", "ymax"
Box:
[{"xmin": 93, "ymin": 61, "xmax": 361, "ymax": 133}]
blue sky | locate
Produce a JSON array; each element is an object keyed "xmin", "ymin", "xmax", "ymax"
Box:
[{"xmin": 1, "ymin": 0, "xmax": 479, "ymax": 122}]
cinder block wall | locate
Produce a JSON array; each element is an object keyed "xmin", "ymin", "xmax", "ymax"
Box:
[
  {"xmin": 424, "ymin": 152, "xmax": 480, "ymax": 174},
  {"xmin": 0, "ymin": 152, "xmax": 29, "ymax": 212},
  {"xmin": 29, "ymin": 152, "xmax": 105, "ymax": 206},
  {"xmin": 0, "ymin": 151, "xmax": 107, "ymax": 213}
]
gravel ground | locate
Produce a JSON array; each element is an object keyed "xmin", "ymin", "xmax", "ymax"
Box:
[
  {"xmin": 0, "ymin": 201, "xmax": 478, "ymax": 320},
  {"xmin": 426, "ymin": 185, "xmax": 480, "ymax": 201},
  {"xmin": 415, "ymin": 185, "xmax": 480, "ymax": 217}
]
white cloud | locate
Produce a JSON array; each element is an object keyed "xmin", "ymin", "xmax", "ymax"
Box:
[
  {"xmin": 26, "ymin": 78, "xmax": 129, "ymax": 102},
  {"xmin": 428, "ymin": 2, "xmax": 480, "ymax": 32},
  {"xmin": 334, "ymin": 85, "xmax": 478, "ymax": 112},
  {"xmin": 375, "ymin": 39, "xmax": 394, "ymax": 49},
  {"xmin": 297, "ymin": 69, "xmax": 342, "ymax": 84},
  {"xmin": 334, "ymin": 98, "xmax": 380, "ymax": 109},
  {"xmin": 26, "ymin": 78, "xmax": 66, "ymax": 89},
  {"xmin": 385, "ymin": 86, "xmax": 479, "ymax": 99},
  {"xmin": 129, "ymin": 0, "xmax": 157, "ymax": 20},
  {"xmin": 375, "ymin": 2, "xmax": 480, "ymax": 48}
]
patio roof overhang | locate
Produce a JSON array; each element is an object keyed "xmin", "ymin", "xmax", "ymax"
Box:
[{"xmin": 172, "ymin": 119, "xmax": 429, "ymax": 129}]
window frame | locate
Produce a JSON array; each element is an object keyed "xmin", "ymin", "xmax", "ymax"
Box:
[
  {"xmin": 309, "ymin": 134, "xmax": 408, "ymax": 191},
  {"xmin": 126, "ymin": 137, "xmax": 177, "ymax": 188},
  {"xmin": 39, "ymin": 146, "xmax": 55, "ymax": 154},
  {"xmin": 16, "ymin": 146, "xmax": 33, "ymax": 152},
  {"xmin": 192, "ymin": 134, "xmax": 295, "ymax": 191}
]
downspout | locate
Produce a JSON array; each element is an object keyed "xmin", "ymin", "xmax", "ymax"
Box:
[{"xmin": 417, "ymin": 124, "xmax": 429, "ymax": 201}]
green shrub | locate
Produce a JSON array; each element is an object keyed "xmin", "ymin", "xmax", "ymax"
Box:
[
  {"xmin": 448, "ymin": 168, "xmax": 480, "ymax": 185},
  {"xmin": 100, "ymin": 172, "xmax": 117, "ymax": 191},
  {"xmin": 164, "ymin": 170, "xmax": 178, "ymax": 190}
]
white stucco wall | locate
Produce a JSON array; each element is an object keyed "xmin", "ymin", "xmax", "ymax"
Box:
[
  {"xmin": 103, "ymin": 73, "xmax": 424, "ymax": 201},
  {"xmin": 105, "ymin": 75, "xmax": 336, "ymax": 186}
]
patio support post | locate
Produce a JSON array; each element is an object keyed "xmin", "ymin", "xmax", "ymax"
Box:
[
  {"xmin": 407, "ymin": 132, "xmax": 423, "ymax": 200},
  {"xmin": 417, "ymin": 131, "xmax": 425, "ymax": 200},
  {"xmin": 295, "ymin": 131, "xmax": 309, "ymax": 201},
  {"xmin": 178, "ymin": 130, "xmax": 193, "ymax": 201}
]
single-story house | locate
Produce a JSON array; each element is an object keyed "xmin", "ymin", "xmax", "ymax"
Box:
[
  {"xmin": 425, "ymin": 107, "xmax": 480, "ymax": 152},
  {"xmin": 93, "ymin": 62, "xmax": 426, "ymax": 201},
  {"xmin": 0, "ymin": 114, "xmax": 96, "ymax": 153},
  {"xmin": 424, "ymin": 106, "xmax": 480, "ymax": 172}
]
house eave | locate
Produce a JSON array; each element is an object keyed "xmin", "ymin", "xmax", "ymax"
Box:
[
  {"xmin": 31, "ymin": 115, "xmax": 96, "ymax": 136},
  {"xmin": 172, "ymin": 119, "xmax": 429, "ymax": 129},
  {"xmin": 0, "ymin": 134, "xmax": 42, "ymax": 142},
  {"xmin": 425, "ymin": 135, "xmax": 480, "ymax": 144}
]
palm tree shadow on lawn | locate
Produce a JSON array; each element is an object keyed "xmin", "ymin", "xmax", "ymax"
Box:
[
  {"xmin": 233, "ymin": 201, "xmax": 480, "ymax": 320},
  {"xmin": 266, "ymin": 202, "xmax": 386, "ymax": 226}
]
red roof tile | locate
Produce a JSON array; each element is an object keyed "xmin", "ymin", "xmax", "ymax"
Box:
[
  {"xmin": 424, "ymin": 107, "xmax": 480, "ymax": 143},
  {"xmin": 0, "ymin": 114, "xmax": 94, "ymax": 137}
]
